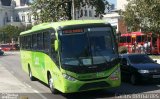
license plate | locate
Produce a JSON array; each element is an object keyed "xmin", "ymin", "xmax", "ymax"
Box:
[{"xmin": 153, "ymin": 75, "xmax": 160, "ymax": 78}]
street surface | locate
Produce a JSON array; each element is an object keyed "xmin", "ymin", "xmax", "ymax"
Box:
[{"xmin": 0, "ymin": 51, "xmax": 160, "ymax": 99}]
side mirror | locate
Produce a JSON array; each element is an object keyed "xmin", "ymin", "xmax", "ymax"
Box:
[
  {"xmin": 121, "ymin": 59, "xmax": 128, "ymax": 66},
  {"xmin": 54, "ymin": 40, "xmax": 59, "ymax": 51},
  {"xmin": 154, "ymin": 60, "xmax": 157, "ymax": 63},
  {"xmin": 122, "ymin": 61, "xmax": 127, "ymax": 66}
]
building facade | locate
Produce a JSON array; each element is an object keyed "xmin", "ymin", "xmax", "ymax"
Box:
[
  {"xmin": 0, "ymin": 0, "xmax": 34, "ymax": 28},
  {"xmin": 75, "ymin": 5, "xmax": 98, "ymax": 20},
  {"xmin": 103, "ymin": 0, "xmax": 129, "ymax": 34}
]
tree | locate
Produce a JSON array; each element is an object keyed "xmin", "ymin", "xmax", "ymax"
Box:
[
  {"xmin": 0, "ymin": 25, "xmax": 26, "ymax": 43},
  {"xmin": 122, "ymin": 0, "xmax": 160, "ymax": 34},
  {"xmin": 31, "ymin": 0, "xmax": 108, "ymax": 23}
]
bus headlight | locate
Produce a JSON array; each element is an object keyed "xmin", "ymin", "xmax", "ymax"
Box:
[
  {"xmin": 109, "ymin": 68, "xmax": 120, "ymax": 80},
  {"xmin": 62, "ymin": 74, "xmax": 76, "ymax": 81}
]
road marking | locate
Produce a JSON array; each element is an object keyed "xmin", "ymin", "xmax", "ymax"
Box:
[
  {"xmin": 10, "ymin": 71, "xmax": 15, "ymax": 74},
  {"xmin": 33, "ymin": 89, "xmax": 47, "ymax": 99},
  {"xmin": 23, "ymin": 82, "xmax": 47, "ymax": 99},
  {"xmin": 23, "ymin": 82, "xmax": 31, "ymax": 88}
]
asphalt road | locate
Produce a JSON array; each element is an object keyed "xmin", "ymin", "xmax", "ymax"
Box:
[{"xmin": 0, "ymin": 51, "xmax": 160, "ymax": 99}]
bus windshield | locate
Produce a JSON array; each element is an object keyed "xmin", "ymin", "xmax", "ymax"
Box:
[
  {"xmin": 120, "ymin": 36, "xmax": 131, "ymax": 43},
  {"xmin": 60, "ymin": 27, "xmax": 118, "ymax": 66},
  {"xmin": 136, "ymin": 35, "xmax": 146, "ymax": 43}
]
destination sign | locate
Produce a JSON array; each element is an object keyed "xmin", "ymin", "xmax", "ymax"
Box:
[{"xmin": 63, "ymin": 29, "xmax": 84, "ymax": 34}]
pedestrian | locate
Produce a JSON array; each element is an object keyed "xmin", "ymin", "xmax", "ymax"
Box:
[
  {"xmin": 140, "ymin": 44, "xmax": 145, "ymax": 53},
  {"xmin": 144, "ymin": 41, "xmax": 148, "ymax": 53}
]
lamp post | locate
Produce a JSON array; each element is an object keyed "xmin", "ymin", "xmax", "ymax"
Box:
[{"xmin": 72, "ymin": 0, "xmax": 75, "ymax": 20}]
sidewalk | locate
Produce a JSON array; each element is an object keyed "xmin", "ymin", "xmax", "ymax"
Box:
[
  {"xmin": 0, "ymin": 64, "xmax": 47, "ymax": 99},
  {"xmin": 0, "ymin": 64, "xmax": 32, "ymax": 93}
]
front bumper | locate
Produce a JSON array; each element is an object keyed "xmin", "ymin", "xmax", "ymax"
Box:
[
  {"xmin": 139, "ymin": 73, "xmax": 160, "ymax": 82},
  {"xmin": 60, "ymin": 74, "xmax": 121, "ymax": 93}
]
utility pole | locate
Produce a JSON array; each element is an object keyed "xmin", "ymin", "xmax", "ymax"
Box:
[{"xmin": 72, "ymin": 0, "xmax": 75, "ymax": 20}]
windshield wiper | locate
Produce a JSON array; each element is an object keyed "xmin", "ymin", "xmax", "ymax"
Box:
[{"xmin": 95, "ymin": 48, "xmax": 109, "ymax": 63}]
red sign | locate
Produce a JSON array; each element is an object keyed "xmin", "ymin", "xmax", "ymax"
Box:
[{"xmin": 63, "ymin": 29, "xmax": 84, "ymax": 34}]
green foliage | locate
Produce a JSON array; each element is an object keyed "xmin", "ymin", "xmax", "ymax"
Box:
[
  {"xmin": 118, "ymin": 46, "xmax": 128, "ymax": 54},
  {"xmin": 31, "ymin": 0, "xmax": 108, "ymax": 23},
  {"xmin": 0, "ymin": 25, "xmax": 28, "ymax": 43},
  {"xmin": 123, "ymin": 0, "xmax": 160, "ymax": 34}
]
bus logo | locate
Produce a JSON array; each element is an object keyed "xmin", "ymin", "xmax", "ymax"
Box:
[{"xmin": 88, "ymin": 66, "xmax": 97, "ymax": 69}]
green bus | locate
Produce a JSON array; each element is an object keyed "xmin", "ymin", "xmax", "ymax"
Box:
[{"xmin": 20, "ymin": 20, "xmax": 121, "ymax": 94}]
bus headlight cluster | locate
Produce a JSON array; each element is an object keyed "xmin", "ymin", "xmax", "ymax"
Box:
[
  {"xmin": 62, "ymin": 74, "xmax": 76, "ymax": 81},
  {"xmin": 109, "ymin": 67, "xmax": 120, "ymax": 80}
]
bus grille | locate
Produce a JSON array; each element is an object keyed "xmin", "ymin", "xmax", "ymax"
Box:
[{"xmin": 79, "ymin": 81, "xmax": 110, "ymax": 91}]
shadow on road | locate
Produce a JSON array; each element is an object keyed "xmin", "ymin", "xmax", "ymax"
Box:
[
  {"xmin": 62, "ymin": 90, "xmax": 115, "ymax": 99},
  {"xmin": 36, "ymin": 79, "xmax": 160, "ymax": 99},
  {"xmin": 15, "ymin": 71, "xmax": 160, "ymax": 99}
]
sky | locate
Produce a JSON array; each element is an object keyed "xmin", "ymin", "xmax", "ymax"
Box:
[{"xmin": 107, "ymin": 0, "xmax": 117, "ymax": 7}]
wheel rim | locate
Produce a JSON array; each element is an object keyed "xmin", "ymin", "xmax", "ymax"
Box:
[
  {"xmin": 49, "ymin": 77, "xmax": 53, "ymax": 90},
  {"xmin": 29, "ymin": 69, "xmax": 32, "ymax": 78}
]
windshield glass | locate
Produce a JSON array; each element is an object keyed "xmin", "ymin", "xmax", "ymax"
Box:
[
  {"xmin": 136, "ymin": 35, "xmax": 145, "ymax": 43},
  {"xmin": 128, "ymin": 55, "xmax": 154, "ymax": 64},
  {"xmin": 120, "ymin": 36, "xmax": 131, "ymax": 43},
  {"xmin": 60, "ymin": 27, "xmax": 118, "ymax": 66}
]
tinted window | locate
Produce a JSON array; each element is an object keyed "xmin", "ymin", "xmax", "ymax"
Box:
[
  {"xmin": 60, "ymin": 27, "xmax": 118, "ymax": 66},
  {"xmin": 37, "ymin": 33, "xmax": 43, "ymax": 50},
  {"xmin": 127, "ymin": 36, "xmax": 131, "ymax": 43},
  {"xmin": 43, "ymin": 31, "xmax": 50, "ymax": 52},
  {"xmin": 120, "ymin": 36, "xmax": 126, "ymax": 43},
  {"xmin": 26, "ymin": 35, "xmax": 32, "ymax": 49},
  {"xmin": 120, "ymin": 36, "xmax": 131, "ymax": 43},
  {"xmin": 32, "ymin": 34, "xmax": 37, "ymax": 50}
]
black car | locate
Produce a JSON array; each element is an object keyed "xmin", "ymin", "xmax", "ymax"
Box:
[
  {"xmin": 0, "ymin": 49, "xmax": 4, "ymax": 55},
  {"xmin": 120, "ymin": 54, "xmax": 160, "ymax": 85}
]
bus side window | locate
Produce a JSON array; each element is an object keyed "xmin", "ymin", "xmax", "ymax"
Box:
[
  {"xmin": 43, "ymin": 31, "xmax": 50, "ymax": 53},
  {"xmin": 26, "ymin": 35, "xmax": 32, "ymax": 49},
  {"xmin": 32, "ymin": 34, "xmax": 37, "ymax": 50},
  {"xmin": 37, "ymin": 33, "xmax": 43, "ymax": 50},
  {"xmin": 24, "ymin": 36, "xmax": 27, "ymax": 49}
]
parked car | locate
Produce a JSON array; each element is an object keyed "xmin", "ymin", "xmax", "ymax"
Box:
[
  {"xmin": 0, "ymin": 44, "xmax": 16, "ymax": 51},
  {"xmin": 120, "ymin": 54, "xmax": 160, "ymax": 85},
  {"xmin": 0, "ymin": 49, "xmax": 4, "ymax": 55}
]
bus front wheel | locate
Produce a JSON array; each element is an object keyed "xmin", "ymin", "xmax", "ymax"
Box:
[{"xmin": 48, "ymin": 74, "xmax": 58, "ymax": 94}]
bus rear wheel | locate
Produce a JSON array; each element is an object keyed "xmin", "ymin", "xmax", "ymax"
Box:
[
  {"xmin": 48, "ymin": 74, "xmax": 58, "ymax": 94},
  {"xmin": 28, "ymin": 66, "xmax": 35, "ymax": 81}
]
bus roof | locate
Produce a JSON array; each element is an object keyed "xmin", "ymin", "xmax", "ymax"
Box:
[{"xmin": 20, "ymin": 20, "xmax": 109, "ymax": 35}]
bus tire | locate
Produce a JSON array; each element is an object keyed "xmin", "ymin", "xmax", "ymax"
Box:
[
  {"xmin": 28, "ymin": 66, "xmax": 35, "ymax": 81},
  {"xmin": 48, "ymin": 73, "xmax": 58, "ymax": 94}
]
